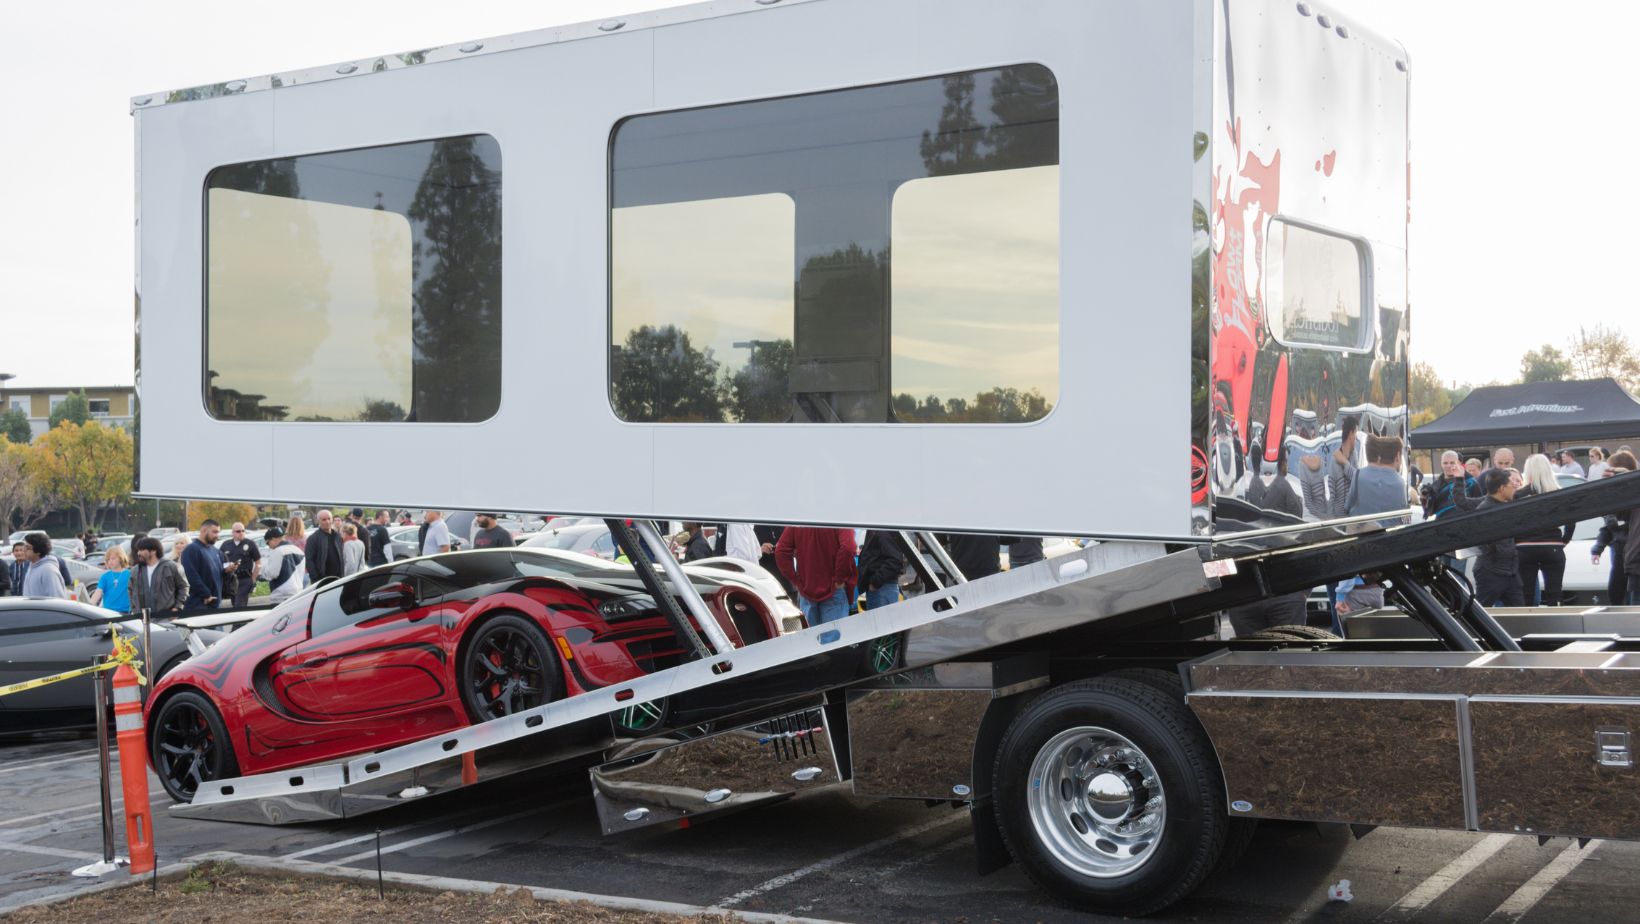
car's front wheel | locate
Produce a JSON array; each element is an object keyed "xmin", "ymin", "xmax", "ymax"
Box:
[
  {"xmin": 151, "ymin": 691, "xmax": 239, "ymax": 803},
  {"xmin": 459, "ymin": 614, "xmax": 561, "ymax": 723}
]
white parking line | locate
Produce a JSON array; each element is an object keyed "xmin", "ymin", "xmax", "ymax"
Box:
[
  {"xmin": 0, "ymin": 840, "xmax": 103, "ymax": 862},
  {"xmin": 1484, "ymin": 839, "xmax": 1602, "ymax": 922},
  {"xmin": 0, "ymin": 801, "xmax": 108, "ymax": 829},
  {"xmin": 330, "ymin": 803, "xmax": 562, "ymax": 866},
  {"xmin": 0, "ymin": 751, "xmax": 100, "ymax": 776},
  {"xmin": 284, "ymin": 817, "xmax": 443, "ymax": 860},
  {"xmin": 1377, "ymin": 833, "xmax": 1513, "ymax": 920},
  {"xmin": 716, "ymin": 811, "xmax": 966, "ymax": 908}
]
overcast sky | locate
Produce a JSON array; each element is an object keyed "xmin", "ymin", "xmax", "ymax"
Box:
[{"xmin": 1, "ymin": 0, "xmax": 1634, "ymax": 391}]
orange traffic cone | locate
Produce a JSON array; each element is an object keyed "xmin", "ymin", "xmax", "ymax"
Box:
[{"xmin": 111, "ymin": 663, "xmax": 155, "ymax": 875}]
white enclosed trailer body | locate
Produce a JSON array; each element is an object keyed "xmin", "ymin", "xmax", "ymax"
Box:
[{"xmin": 133, "ymin": 0, "xmax": 1407, "ymax": 541}]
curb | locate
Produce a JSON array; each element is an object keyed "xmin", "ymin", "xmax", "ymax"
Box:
[{"xmin": 196, "ymin": 851, "xmax": 854, "ymax": 924}]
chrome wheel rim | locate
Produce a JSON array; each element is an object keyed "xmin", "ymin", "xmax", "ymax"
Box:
[{"xmin": 1026, "ymin": 726, "xmax": 1165, "ymax": 878}]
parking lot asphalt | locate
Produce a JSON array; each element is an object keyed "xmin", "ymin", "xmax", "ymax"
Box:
[{"xmin": 3, "ymin": 732, "xmax": 1638, "ymax": 922}]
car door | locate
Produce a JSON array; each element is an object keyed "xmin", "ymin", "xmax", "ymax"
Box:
[
  {"xmin": 0, "ymin": 605, "xmax": 105, "ymax": 730},
  {"xmin": 274, "ymin": 567, "xmax": 461, "ymax": 751}
]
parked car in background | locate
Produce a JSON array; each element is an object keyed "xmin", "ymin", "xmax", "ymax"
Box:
[
  {"xmin": 0, "ymin": 598, "xmax": 221, "ymax": 734},
  {"xmin": 386, "ymin": 525, "xmax": 466, "ymax": 560},
  {"xmin": 50, "ymin": 538, "xmax": 85, "ymax": 561},
  {"xmin": 86, "ymin": 534, "xmax": 134, "ymax": 567},
  {"xmin": 520, "ymin": 523, "xmax": 619, "ymax": 559},
  {"xmin": 519, "ymin": 524, "xmax": 800, "ymax": 624},
  {"xmin": 64, "ymin": 558, "xmax": 106, "ymax": 593},
  {"xmin": 144, "ymin": 547, "xmax": 782, "ymax": 801}
]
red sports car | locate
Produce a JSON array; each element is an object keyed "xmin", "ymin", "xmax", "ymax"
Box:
[{"xmin": 145, "ymin": 548, "xmax": 779, "ymax": 802}]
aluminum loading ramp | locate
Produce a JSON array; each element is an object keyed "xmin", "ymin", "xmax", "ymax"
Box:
[
  {"xmin": 170, "ymin": 474, "xmax": 1640, "ymax": 825},
  {"xmin": 171, "ymin": 539, "xmax": 1205, "ymax": 823}
]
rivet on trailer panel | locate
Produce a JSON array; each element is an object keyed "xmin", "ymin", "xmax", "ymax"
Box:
[
  {"xmin": 225, "ymin": 80, "xmax": 247, "ymax": 92},
  {"xmin": 756, "ymin": 0, "xmax": 784, "ymax": 5},
  {"xmin": 1336, "ymin": 25, "xmax": 1351, "ymax": 38},
  {"xmin": 1317, "ymin": 14, "xmax": 1332, "ymax": 28},
  {"xmin": 459, "ymin": 42, "xmax": 483, "ymax": 53},
  {"xmin": 336, "ymin": 63, "xmax": 358, "ymax": 74},
  {"xmin": 598, "ymin": 19, "xmax": 626, "ymax": 32},
  {"xmin": 1296, "ymin": 2, "xmax": 1312, "ymax": 15}
]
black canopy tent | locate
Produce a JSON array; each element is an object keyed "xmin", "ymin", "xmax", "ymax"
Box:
[{"xmin": 1409, "ymin": 378, "xmax": 1640, "ymax": 448}]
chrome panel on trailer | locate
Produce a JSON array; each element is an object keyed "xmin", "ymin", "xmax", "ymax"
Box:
[
  {"xmin": 1206, "ymin": 0, "xmax": 1410, "ymax": 531},
  {"xmin": 1342, "ymin": 606, "xmax": 1640, "ymax": 641},
  {"xmin": 1186, "ymin": 650, "xmax": 1640, "ymax": 838},
  {"xmin": 172, "ymin": 730, "xmax": 614, "ymax": 824},
  {"xmin": 591, "ymin": 703, "xmax": 837, "ymax": 835},
  {"xmin": 847, "ymin": 658, "xmax": 1048, "ymax": 802}
]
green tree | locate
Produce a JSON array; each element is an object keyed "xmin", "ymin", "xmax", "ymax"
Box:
[
  {"xmin": 31, "ymin": 422, "xmax": 134, "ymax": 531},
  {"xmin": 611, "ymin": 325, "xmax": 725, "ymax": 422},
  {"xmin": 408, "ymin": 135, "xmax": 502, "ymax": 422},
  {"xmin": 1519, "ymin": 344, "xmax": 1572, "ymax": 384},
  {"xmin": 1, "ymin": 408, "xmax": 30, "ymax": 443},
  {"xmin": 1409, "ymin": 362, "xmax": 1452, "ymax": 419},
  {"xmin": 725, "ymin": 339, "xmax": 793, "ymax": 423},
  {"xmin": 0, "ymin": 441, "xmax": 50, "ymax": 532},
  {"xmin": 48, "ymin": 391, "xmax": 90, "ymax": 429},
  {"xmin": 1568, "ymin": 324, "xmax": 1640, "ymax": 393},
  {"xmin": 357, "ymin": 398, "xmax": 408, "ymax": 422}
]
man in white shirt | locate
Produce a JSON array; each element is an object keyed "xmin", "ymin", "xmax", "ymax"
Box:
[
  {"xmin": 421, "ymin": 510, "xmax": 451, "ymax": 556},
  {"xmin": 1552, "ymin": 449, "xmax": 1586, "ymax": 479},
  {"xmin": 723, "ymin": 522, "xmax": 761, "ymax": 563}
]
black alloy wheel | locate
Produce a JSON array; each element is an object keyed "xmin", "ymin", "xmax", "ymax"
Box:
[
  {"xmin": 151, "ymin": 691, "xmax": 239, "ymax": 803},
  {"xmin": 460, "ymin": 614, "xmax": 561, "ymax": 723}
]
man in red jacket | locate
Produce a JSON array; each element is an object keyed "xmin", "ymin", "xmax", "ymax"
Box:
[{"xmin": 775, "ymin": 527, "xmax": 858, "ymax": 625}]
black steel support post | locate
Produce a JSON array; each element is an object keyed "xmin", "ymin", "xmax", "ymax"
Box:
[
  {"xmin": 1431, "ymin": 567, "xmax": 1522, "ymax": 653},
  {"xmin": 93, "ymin": 659, "xmax": 115, "ymax": 865},
  {"xmin": 1381, "ymin": 565, "xmax": 1483, "ymax": 652},
  {"xmin": 605, "ymin": 518, "xmax": 711, "ymax": 660}
]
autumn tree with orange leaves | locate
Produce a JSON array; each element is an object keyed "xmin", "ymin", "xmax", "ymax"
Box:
[{"xmin": 29, "ymin": 421, "xmax": 133, "ymax": 532}]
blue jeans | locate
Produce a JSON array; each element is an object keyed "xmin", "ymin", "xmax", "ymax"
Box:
[
  {"xmin": 800, "ymin": 587, "xmax": 851, "ymax": 625},
  {"xmin": 863, "ymin": 583, "xmax": 900, "ymax": 610}
]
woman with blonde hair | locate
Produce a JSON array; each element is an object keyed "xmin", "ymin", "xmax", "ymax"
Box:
[
  {"xmin": 286, "ymin": 513, "xmax": 308, "ymax": 551},
  {"xmin": 91, "ymin": 546, "xmax": 133, "ymax": 613},
  {"xmin": 341, "ymin": 522, "xmax": 367, "ymax": 576},
  {"xmin": 1515, "ymin": 454, "xmax": 1573, "ymax": 605}
]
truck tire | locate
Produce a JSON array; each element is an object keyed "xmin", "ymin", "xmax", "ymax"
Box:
[
  {"xmin": 993, "ymin": 678, "xmax": 1227, "ymax": 916},
  {"xmin": 1238, "ymin": 625, "xmax": 1340, "ymax": 642},
  {"xmin": 1098, "ymin": 667, "xmax": 1258, "ymax": 875}
]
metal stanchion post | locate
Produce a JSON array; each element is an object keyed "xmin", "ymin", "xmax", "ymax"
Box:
[
  {"xmin": 141, "ymin": 608, "xmax": 153, "ymax": 695},
  {"xmin": 71, "ymin": 658, "xmax": 126, "ymax": 877}
]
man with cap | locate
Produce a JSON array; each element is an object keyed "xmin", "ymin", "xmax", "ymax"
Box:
[
  {"xmin": 260, "ymin": 527, "xmax": 306, "ymax": 601},
  {"xmin": 472, "ymin": 513, "xmax": 514, "ymax": 549}
]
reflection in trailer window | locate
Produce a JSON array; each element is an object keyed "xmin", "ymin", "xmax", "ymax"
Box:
[
  {"xmin": 204, "ymin": 135, "xmax": 501, "ymax": 422},
  {"xmin": 1263, "ymin": 218, "xmax": 1370, "ymax": 352},
  {"xmin": 610, "ymin": 65, "xmax": 1059, "ymax": 424}
]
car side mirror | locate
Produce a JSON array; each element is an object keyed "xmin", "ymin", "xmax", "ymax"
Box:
[{"xmin": 367, "ymin": 581, "xmax": 416, "ymax": 610}]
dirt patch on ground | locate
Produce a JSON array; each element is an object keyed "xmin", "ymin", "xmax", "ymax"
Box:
[{"xmin": 3, "ymin": 862, "xmax": 740, "ymax": 924}]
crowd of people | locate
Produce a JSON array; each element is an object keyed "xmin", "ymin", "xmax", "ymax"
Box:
[
  {"xmin": 1421, "ymin": 444, "xmax": 1640, "ymax": 608},
  {"xmin": 6, "ymin": 446, "xmax": 1638, "ymax": 631}
]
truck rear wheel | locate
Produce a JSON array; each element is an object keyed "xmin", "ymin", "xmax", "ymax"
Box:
[{"xmin": 993, "ymin": 678, "xmax": 1227, "ymax": 916}]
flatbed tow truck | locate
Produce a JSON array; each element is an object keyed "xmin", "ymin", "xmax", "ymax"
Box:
[{"xmin": 129, "ymin": 0, "xmax": 1640, "ymax": 914}]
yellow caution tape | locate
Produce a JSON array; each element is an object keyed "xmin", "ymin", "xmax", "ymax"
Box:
[{"xmin": 0, "ymin": 625, "xmax": 147, "ymax": 698}]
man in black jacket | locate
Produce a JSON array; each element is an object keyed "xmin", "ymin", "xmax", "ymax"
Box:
[
  {"xmin": 305, "ymin": 509, "xmax": 345, "ymax": 583},
  {"xmin": 1426, "ymin": 451, "xmax": 1481, "ymax": 519},
  {"xmin": 366, "ymin": 510, "xmax": 393, "ymax": 566},
  {"xmin": 857, "ymin": 530, "xmax": 906, "ymax": 610},
  {"xmin": 1474, "ymin": 469, "xmax": 1524, "ymax": 607}
]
